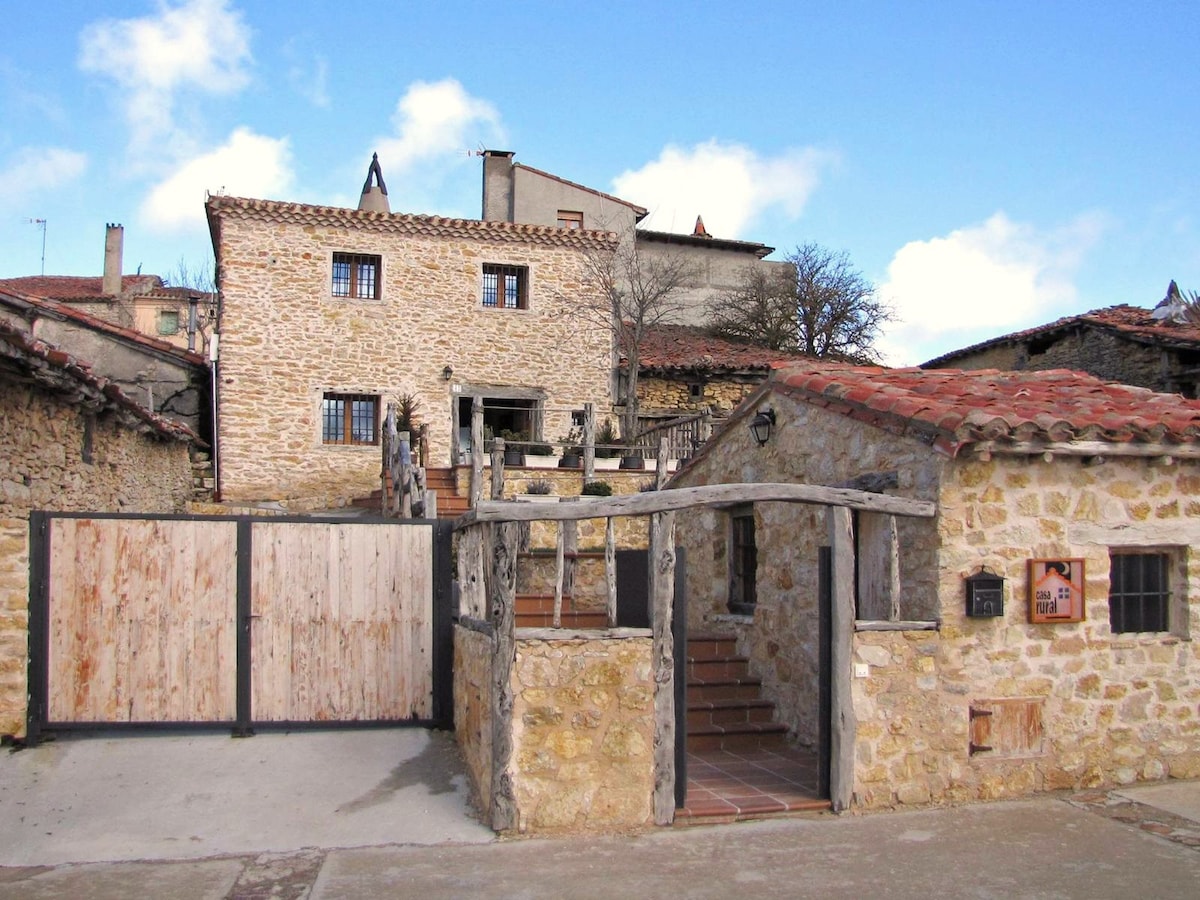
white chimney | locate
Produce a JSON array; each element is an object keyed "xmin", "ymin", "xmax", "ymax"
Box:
[{"xmin": 102, "ymin": 223, "xmax": 123, "ymax": 296}]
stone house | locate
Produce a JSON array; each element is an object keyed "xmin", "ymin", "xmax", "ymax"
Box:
[
  {"xmin": 671, "ymin": 361, "xmax": 1200, "ymax": 810},
  {"xmin": 923, "ymin": 299, "xmax": 1200, "ymax": 399},
  {"xmin": 480, "ymin": 150, "xmax": 787, "ymax": 328},
  {"xmin": 0, "ymin": 319, "xmax": 195, "ymax": 740},
  {"xmin": 205, "ymin": 165, "xmax": 619, "ymax": 506},
  {"xmin": 0, "ymin": 284, "xmax": 210, "ymax": 437}
]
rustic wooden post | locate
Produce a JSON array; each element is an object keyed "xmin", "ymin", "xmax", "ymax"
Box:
[
  {"xmin": 381, "ymin": 403, "xmax": 396, "ymax": 516},
  {"xmin": 583, "ymin": 402, "xmax": 596, "ymax": 480},
  {"xmin": 470, "ymin": 395, "xmax": 484, "ymax": 508},
  {"xmin": 655, "ymin": 436, "xmax": 670, "ymax": 489},
  {"xmin": 857, "ymin": 513, "xmax": 900, "ymax": 621},
  {"xmin": 605, "ymin": 516, "xmax": 617, "ymax": 627},
  {"xmin": 553, "ymin": 523, "xmax": 566, "ymax": 629},
  {"xmin": 650, "ymin": 504, "xmax": 678, "ymax": 825},
  {"xmin": 561, "ymin": 498, "xmax": 578, "ymax": 602},
  {"xmin": 827, "ymin": 505, "xmax": 857, "ymax": 813},
  {"xmin": 489, "ymin": 521, "xmax": 519, "ymax": 831},
  {"xmin": 457, "ymin": 523, "xmax": 485, "ymax": 618},
  {"xmin": 418, "ymin": 422, "xmax": 429, "ymax": 469},
  {"xmin": 399, "ymin": 432, "xmax": 413, "ymax": 519},
  {"xmin": 491, "ymin": 438, "xmax": 506, "ymax": 501}
]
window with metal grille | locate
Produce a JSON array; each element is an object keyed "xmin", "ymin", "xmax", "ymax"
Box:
[
  {"xmin": 331, "ymin": 253, "xmax": 381, "ymax": 299},
  {"xmin": 482, "ymin": 264, "xmax": 528, "ymax": 310},
  {"xmin": 557, "ymin": 210, "xmax": 583, "ymax": 229},
  {"xmin": 322, "ymin": 393, "xmax": 379, "ymax": 445},
  {"xmin": 728, "ymin": 507, "xmax": 757, "ymax": 615},
  {"xmin": 1109, "ymin": 551, "xmax": 1170, "ymax": 633}
]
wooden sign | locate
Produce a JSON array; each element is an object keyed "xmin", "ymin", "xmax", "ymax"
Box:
[{"xmin": 1028, "ymin": 558, "xmax": 1085, "ymax": 623}]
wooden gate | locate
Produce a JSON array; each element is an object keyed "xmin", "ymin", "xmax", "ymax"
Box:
[{"xmin": 27, "ymin": 513, "xmax": 452, "ymax": 741}]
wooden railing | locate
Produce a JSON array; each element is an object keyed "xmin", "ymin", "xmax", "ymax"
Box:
[
  {"xmin": 626, "ymin": 409, "xmax": 720, "ymax": 461},
  {"xmin": 381, "ymin": 403, "xmax": 429, "ymax": 517}
]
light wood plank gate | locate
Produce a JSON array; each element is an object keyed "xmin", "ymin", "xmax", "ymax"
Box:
[{"xmin": 26, "ymin": 513, "xmax": 453, "ymax": 742}]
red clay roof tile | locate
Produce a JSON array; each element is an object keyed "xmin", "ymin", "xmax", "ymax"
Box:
[
  {"xmin": 0, "ymin": 275, "xmax": 160, "ymax": 302},
  {"xmin": 636, "ymin": 325, "xmax": 808, "ymax": 374}
]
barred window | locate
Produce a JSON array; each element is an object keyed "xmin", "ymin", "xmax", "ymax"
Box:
[
  {"xmin": 557, "ymin": 210, "xmax": 583, "ymax": 229},
  {"xmin": 1109, "ymin": 552, "xmax": 1170, "ymax": 633},
  {"xmin": 332, "ymin": 253, "xmax": 381, "ymax": 299},
  {"xmin": 322, "ymin": 393, "xmax": 379, "ymax": 445},
  {"xmin": 482, "ymin": 264, "xmax": 528, "ymax": 310},
  {"xmin": 728, "ymin": 507, "xmax": 757, "ymax": 616}
]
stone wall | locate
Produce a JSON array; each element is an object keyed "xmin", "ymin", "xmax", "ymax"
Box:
[
  {"xmin": 453, "ymin": 623, "xmax": 494, "ymax": 813},
  {"xmin": 0, "ymin": 382, "xmax": 193, "ymax": 739},
  {"xmin": 672, "ymin": 396, "xmax": 942, "ymax": 749},
  {"xmin": 852, "ymin": 453, "xmax": 1200, "ymax": 809},
  {"xmin": 213, "ymin": 213, "xmax": 613, "ymax": 504},
  {"xmin": 509, "ymin": 634, "xmax": 654, "ymax": 832},
  {"xmin": 638, "ymin": 374, "xmax": 761, "ymax": 416}
]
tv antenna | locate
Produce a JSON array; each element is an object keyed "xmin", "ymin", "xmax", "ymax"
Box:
[{"xmin": 25, "ymin": 218, "xmax": 47, "ymax": 275}]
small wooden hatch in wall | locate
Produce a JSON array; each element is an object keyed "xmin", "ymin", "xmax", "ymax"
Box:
[{"xmin": 969, "ymin": 698, "xmax": 1045, "ymax": 758}]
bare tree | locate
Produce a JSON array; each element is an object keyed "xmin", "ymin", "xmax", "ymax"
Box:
[
  {"xmin": 708, "ymin": 242, "xmax": 893, "ymax": 363},
  {"xmin": 582, "ymin": 242, "xmax": 697, "ymax": 440},
  {"xmin": 164, "ymin": 256, "xmax": 216, "ymax": 294}
]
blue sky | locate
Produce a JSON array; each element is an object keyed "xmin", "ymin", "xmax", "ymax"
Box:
[{"xmin": 2, "ymin": 0, "xmax": 1198, "ymax": 365}]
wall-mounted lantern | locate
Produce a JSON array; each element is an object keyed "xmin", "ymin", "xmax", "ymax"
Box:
[
  {"xmin": 965, "ymin": 568, "xmax": 1005, "ymax": 618},
  {"xmin": 749, "ymin": 408, "xmax": 776, "ymax": 447},
  {"xmin": 442, "ymin": 365, "xmax": 454, "ymax": 381}
]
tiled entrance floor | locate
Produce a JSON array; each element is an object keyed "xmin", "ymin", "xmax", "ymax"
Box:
[{"xmin": 676, "ymin": 745, "xmax": 830, "ymax": 825}]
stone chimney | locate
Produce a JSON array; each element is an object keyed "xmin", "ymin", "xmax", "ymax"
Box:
[
  {"xmin": 358, "ymin": 153, "xmax": 390, "ymax": 213},
  {"xmin": 102, "ymin": 223, "xmax": 123, "ymax": 296},
  {"xmin": 693, "ymin": 216, "xmax": 710, "ymax": 238},
  {"xmin": 481, "ymin": 150, "xmax": 515, "ymax": 222}
]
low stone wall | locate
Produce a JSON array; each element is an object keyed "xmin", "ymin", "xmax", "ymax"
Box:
[
  {"xmin": 0, "ymin": 521, "xmax": 29, "ymax": 738},
  {"xmin": 453, "ymin": 622, "xmax": 494, "ymax": 814},
  {"xmin": 509, "ymin": 632, "xmax": 655, "ymax": 832}
]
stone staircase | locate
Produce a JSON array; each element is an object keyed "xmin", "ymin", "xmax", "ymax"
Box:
[
  {"xmin": 686, "ymin": 633, "xmax": 788, "ymax": 751},
  {"xmin": 350, "ymin": 466, "xmax": 469, "ymax": 520}
]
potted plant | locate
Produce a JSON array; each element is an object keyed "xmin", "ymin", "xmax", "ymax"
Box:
[
  {"xmin": 517, "ymin": 478, "xmax": 559, "ymax": 503},
  {"xmin": 500, "ymin": 429, "xmax": 526, "ymax": 467},
  {"xmin": 594, "ymin": 418, "xmax": 620, "ymax": 459},
  {"xmin": 619, "ymin": 444, "xmax": 646, "ymax": 470},
  {"xmin": 558, "ymin": 427, "xmax": 583, "ymax": 468},
  {"xmin": 581, "ymin": 480, "xmax": 613, "ymax": 497}
]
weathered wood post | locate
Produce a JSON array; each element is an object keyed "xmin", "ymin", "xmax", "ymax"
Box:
[
  {"xmin": 399, "ymin": 432, "xmax": 413, "ymax": 518},
  {"xmin": 655, "ymin": 436, "xmax": 670, "ymax": 490},
  {"xmin": 583, "ymin": 402, "xmax": 596, "ymax": 480},
  {"xmin": 857, "ymin": 513, "xmax": 900, "ymax": 621},
  {"xmin": 489, "ymin": 520, "xmax": 519, "ymax": 831},
  {"xmin": 827, "ymin": 505, "xmax": 857, "ymax": 813},
  {"xmin": 605, "ymin": 516, "xmax": 617, "ymax": 627},
  {"xmin": 491, "ymin": 438, "xmax": 506, "ymax": 500},
  {"xmin": 651, "ymin": 436, "xmax": 677, "ymax": 825},
  {"xmin": 457, "ymin": 522, "xmax": 485, "ymax": 618},
  {"xmin": 470, "ymin": 395, "xmax": 484, "ymax": 508}
]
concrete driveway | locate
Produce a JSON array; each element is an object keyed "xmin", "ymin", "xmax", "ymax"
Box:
[{"xmin": 0, "ymin": 727, "xmax": 493, "ymax": 866}]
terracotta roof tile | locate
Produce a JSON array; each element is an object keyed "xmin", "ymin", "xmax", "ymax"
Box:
[
  {"xmin": 772, "ymin": 361, "xmax": 1200, "ymax": 455},
  {"xmin": 206, "ymin": 195, "xmax": 620, "ymax": 250},
  {"xmin": 0, "ymin": 319, "xmax": 195, "ymax": 442},
  {"xmin": 0, "ymin": 275, "xmax": 160, "ymax": 302},
  {"xmin": 923, "ymin": 304, "xmax": 1200, "ymax": 366},
  {"xmin": 636, "ymin": 325, "xmax": 808, "ymax": 374}
]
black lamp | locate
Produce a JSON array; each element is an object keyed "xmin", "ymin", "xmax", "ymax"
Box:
[
  {"xmin": 442, "ymin": 365, "xmax": 454, "ymax": 381},
  {"xmin": 749, "ymin": 408, "xmax": 776, "ymax": 447}
]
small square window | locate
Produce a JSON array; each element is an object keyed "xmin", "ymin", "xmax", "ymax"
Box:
[
  {"xmin": 322, "ymin": 393, "xmax": 379, "ymax": 445},
  {"xmin": 557, "ymin": 210, "xmax": 584, "ymax": 230},
  {"xmin": 482, "ymin": 264, "xmax": 528, "ymax": 310},
  {"xmin": 1109, "ymin": 551, "xmax": 1170, "ymax": 633},
  {"xmin": 157, "ymin": 309, "xmax": 180, "ymax": 335},
  {"xmin": 332, "ymin": 253, "xmax": 381, "ymax": 299},
  {"xmin": 688, "ymin": 382, "xmax": 704, "ymax": 400}
]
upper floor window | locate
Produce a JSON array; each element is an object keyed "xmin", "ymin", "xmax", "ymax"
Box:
[
  {"xmin": 482, "ymin": 264, "xmax": 528, "ymax": 310},
  {"xmin": 1109, "ymin": 551, "xmax": 1171, "ymax": 633},
  {"xmin": 557, "ymin": 210, "xmax": 584, "ymax": 229},
  {"xmin": 157, "ymin": 309, "xmax": 180, "ymax": 335},
  {"xmin": 332, "ymin": 253, "xmax": 381, "ymax": 299},
  {"xmin": 322, "ymin": 393, "xmax": 379, "ymax": 445}
]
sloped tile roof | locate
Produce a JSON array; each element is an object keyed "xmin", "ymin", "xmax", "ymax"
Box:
[
  {"xmin": 0, "ymin": 285, "xmax": 206, "ymax": 367},
  {"xmin": 923, "ymin": 304, "xmax": 1200, "ymax": 367},
  {"xmin": 0, "ymin": 275, "xmax": 160, "ymax": 302},
  {"xmin": 773, "ymin": 361, "xmax": 1200, "ymax": 456},
  {"xmin": 0, "ymin": 319, "xmax": 195, "ymax": 442},
  {"xmin": 636, "ymin": 325, "xmax": 807, "ymax": 374},
  {"xmin": 206, "ymin": 195, "xmax": 621, "ymax": 250}
]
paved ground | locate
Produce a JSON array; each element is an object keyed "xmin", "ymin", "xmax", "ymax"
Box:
[{"xmin": 3, "ymin": 730, "xmax": 1200, "ymax": 898}]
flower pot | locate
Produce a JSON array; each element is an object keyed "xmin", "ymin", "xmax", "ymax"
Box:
[
  {"xmin": 619, "ymin": 454, "xmax": 645, "ymax": 470},
  {"xmin": 558, "ymin": 453, "xmax": 582, "ymax": 469},
  {"xmin": 504, "ymin": 448, "xmax": 526, "ymax": 467}
]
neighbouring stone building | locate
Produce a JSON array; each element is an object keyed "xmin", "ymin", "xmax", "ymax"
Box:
[
  {"xmin": 480, "ymin": 150, "xmax": 788, "ymax": 328},
  {"xmin": 672, "ymin": 362, "xmax": 1200, "ymax": 810},
  {"xmin": 0, "ymin": 319, "xmax": 195, "ymax": 740},
  {"xmin": 923, "ymin": 294, "xmax": 1200, "ymax": 398},
  {"xmin": 205, "ymin": 162, "xmax": 619, "ymax": 506}
]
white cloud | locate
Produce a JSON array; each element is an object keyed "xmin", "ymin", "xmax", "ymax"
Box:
[
  {"xmin": 612, "ymin": 140, "xmax": 832, "ymax": 238},
  {"xmin": 372, "ymin": 79, "xmax": 503, "ymax": 175},
  {"xmin": 288, "ymin": 54, "xmax": 329, "ymax": 109},
  {"xmin": 140, "ymin": 128, "xmax": 292, "ymax": 231},
  {"xmin": 0, "ymin": 147, "xmax": 88, "ymax": 203},
  {"xmin": 78, "ymin": 0, "xmax": 252, "ymax": 150},
  {"xmin": 876, "ymin": 212, "xmax": 1108, "ymax": 367}
]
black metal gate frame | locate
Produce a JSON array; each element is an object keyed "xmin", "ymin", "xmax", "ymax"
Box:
[{"xmin": 26, "ymin": 511, "xmax": 454, "ymax": 745}]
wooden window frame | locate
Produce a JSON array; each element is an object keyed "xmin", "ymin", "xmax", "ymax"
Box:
[
  {"xmin": 728, "ymin": 506, "xmax": 758, "ymax": 616},
  {"xmin": 1109, "ymin": 551, "xmax": 1171, "ymax": 634},
  {"xmin": 332, "ymin": 252, "xmax": 382, "ymax": 300},
  {"xmin": 482, "ymin": 264, "xmax": 529, "ymax": 310},
  {"xmin": 322, "ymin": 393, "xmax": 380, "ymax": 446},
  {"xmin": 157, "ymin": 308, "xmax": 181, "ymax": 336},
  {"xmin": 557, "ymin": 210, "xmax": 584, "ymax": 229}
]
